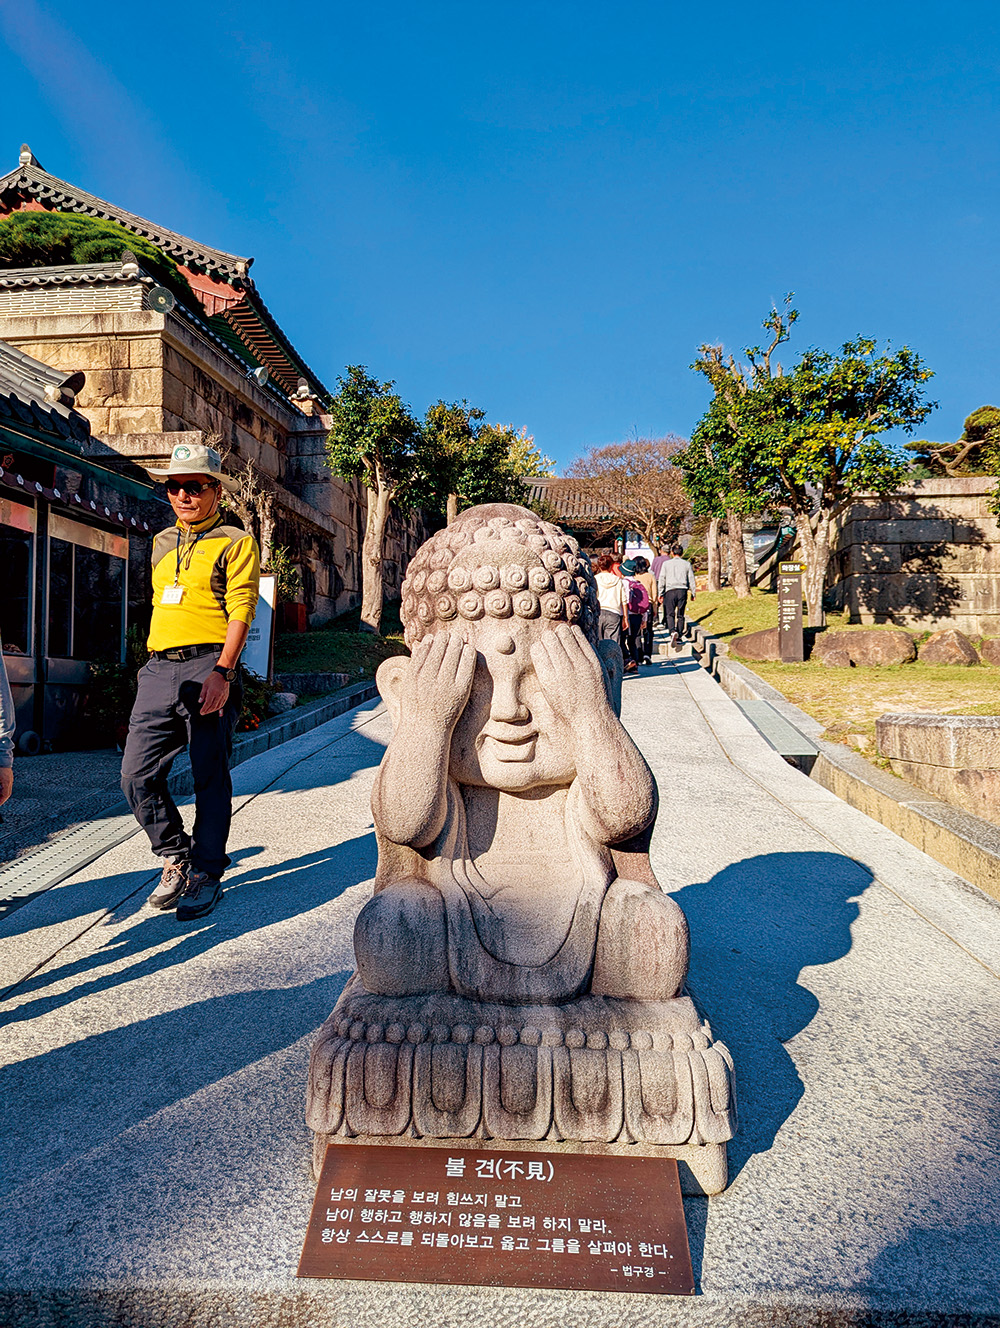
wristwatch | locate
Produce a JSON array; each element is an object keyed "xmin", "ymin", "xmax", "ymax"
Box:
[{"xmin": 212, "ymin": 665, "xmax": 237, "ymax": 682}]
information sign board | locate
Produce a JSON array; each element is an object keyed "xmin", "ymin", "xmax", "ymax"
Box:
[
  {"xmin": 242, "ymin": 573, "xmax": 276, "ymax": 679},
  {"xmin": 298, "ymin": 1143, "xmax": 694, "ymax": 1295},
  {"xmin": 777, "ymin": 561, "xmax": 805, "ymax": 663}
]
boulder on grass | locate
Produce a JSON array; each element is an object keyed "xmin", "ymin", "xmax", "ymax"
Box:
[
  {"xmin": 821, "ymin": 649, "xmax": 853, "ymax": 668},
  {"xmin": 730, "ymin": 627, "xmax": 780, "ymax": 662},
  {"xmin": 981, "ymin": 638, "xmax": 1000, "ymax": 667},
  {"xmin": 812, "ymin": 628, "xmax": 916, "ymax": 667},
  {"xmin": 918, "ymin": 629, "xmax": 980, "ymax": 666},
  {"xmin": 268, "ymin": 692, "xmax": 298, "ymax": 715}
]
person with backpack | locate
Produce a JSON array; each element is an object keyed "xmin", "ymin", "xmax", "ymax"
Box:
[
  {"xmin": 633, "ymin": 555, "xmax": 658, "ymax": 665},
  {"xmin": 619, "ymin": 558, "xmax": 649, "ymax": 673},
  {"xmin": 657, "ymin": 543, "xmax": 697, "ymax": 648}
]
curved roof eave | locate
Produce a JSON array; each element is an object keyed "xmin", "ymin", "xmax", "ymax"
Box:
[{"xmin": 0, "ymin": 153, "xmax": 252, "ymax": 282}]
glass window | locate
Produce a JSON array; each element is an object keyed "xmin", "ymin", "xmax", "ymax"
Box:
[
  {"xmin": 48, "ymin": 536, "xmax": 74, "ymax": 657},
  {"xmin": 0, "ymin": 524, "xmax": 32, "ymax": 654},
  {"xmin": 73, "ymin": 547, "xmax": 123, "ymax": 662}
]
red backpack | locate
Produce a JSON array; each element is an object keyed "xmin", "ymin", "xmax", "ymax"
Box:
[{"xmin": 627, "ymin": 578, "xmax": 650, "ymax": 614}]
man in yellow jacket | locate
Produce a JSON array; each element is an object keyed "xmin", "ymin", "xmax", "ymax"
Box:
[{"xmin": 121, "ymin": 441, "xmax": 260, "ymax": 921}]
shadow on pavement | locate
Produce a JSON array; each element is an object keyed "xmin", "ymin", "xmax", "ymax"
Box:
[
  {"xmin": 673, "ymin": 850, "xmax": 873, "ymax": 1185},
  {"xmin": 0, "ymin": 971, "xmax": 351, "ymax": 1196},
  {"xmin": 0, "ymin": 832, "xmax": 376, "ymax": 1033}
]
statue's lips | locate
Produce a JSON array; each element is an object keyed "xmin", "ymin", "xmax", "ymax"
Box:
[{"xmin": 481, "ymin": 728, "xmax": 538, "ymax": 762}]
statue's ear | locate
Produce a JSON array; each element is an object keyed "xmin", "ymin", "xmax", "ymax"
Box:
[
  {"xmin": 376, "ymin": 655, "xmax": 410, "ymax": 727},
  {"xmin": 595, "ymin": 639, "xmax": 623, "ymax": 718}
]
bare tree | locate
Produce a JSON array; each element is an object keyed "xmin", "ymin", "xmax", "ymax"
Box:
[
  {"xmin": 566, "ymin": 436, "xmax": 690, "ymax": 549},
  {"xmin": 214, "ymin": 436, "xmax": 277, "ymax": 563}
]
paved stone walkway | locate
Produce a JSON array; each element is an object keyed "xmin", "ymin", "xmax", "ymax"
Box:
[{"xmin": 1, "ymin": 653, "xmax": 998, "ymax": 1327}]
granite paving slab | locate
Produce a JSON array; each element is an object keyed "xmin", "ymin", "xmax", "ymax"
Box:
[{"xmin": 0, "ymin": 660, "xmax": 998, "ymax": 1327}]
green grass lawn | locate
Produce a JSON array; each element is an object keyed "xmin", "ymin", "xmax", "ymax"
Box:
[
  {"xmin": 273, "ymin": 601, "xmax": 407, "ymax": 682},
  {"xmin": 692, "ymin": 588, "xmax": 1000, "ymax": 744}
]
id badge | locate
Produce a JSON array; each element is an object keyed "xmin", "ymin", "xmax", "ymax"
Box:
[{"xmin": 161, "ymin": 584, "xmax": 185, "ymax": 605}]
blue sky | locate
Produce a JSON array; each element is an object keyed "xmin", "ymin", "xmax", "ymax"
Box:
[{"xmin": 1, "ymin": 1, "xmax": 997, "ymax": 470}]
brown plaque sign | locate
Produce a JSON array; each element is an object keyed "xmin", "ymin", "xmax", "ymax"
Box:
[
  {"xmin": 298, "ymin": 1143, "xmax": 694, "ymax": 1295},
  {"xmin": 777, "ymin": 561, "xmax": 805, "ymax": 663}
]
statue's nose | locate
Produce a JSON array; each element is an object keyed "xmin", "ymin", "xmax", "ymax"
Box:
[{"xmin": 489, "ymin": 673, "xmax": 530, "ymax": 723}]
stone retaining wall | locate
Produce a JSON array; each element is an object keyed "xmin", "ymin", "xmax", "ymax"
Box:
[
  {"xmin": 876, "ymin": 713, "xmax": 1000, "ymax": 826},
  {"xmin": 826, "ymin": 475, "xmax": 1000, "ymax": 634}
]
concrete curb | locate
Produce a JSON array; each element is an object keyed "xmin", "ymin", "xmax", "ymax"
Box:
[{"xmin": 688, "ymin": 624, "xmax": 1000, "ymax": 904}]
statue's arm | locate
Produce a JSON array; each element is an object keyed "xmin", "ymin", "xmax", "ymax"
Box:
[
  {"xmin": 531, "ymin": 625, "xmax": 655, "ymax": 845},
  {"xmin": 571, "ymin": 709, "xmax": 656, "ymax": 845},
  {"xmin": 372, "ymin": 633, "xmax": 475, "ymax": 849}
]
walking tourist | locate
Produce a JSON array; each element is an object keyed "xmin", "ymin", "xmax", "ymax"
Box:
[
  {"xmin": 594, "ymin": 551, "xmax": 628, "ymax": 650},
  {"xmin": 658, "ymin": 543, "xmax": 696, "ymax": 647},
  {"xmin": 0, "ymin": 641, "xmax": 13, "ymax": 809},
  {"xmin": 121, "ymin": 441, "xmax": 260, "ymax": 921},
  {"xmin": 633, "ymin": 555, "xmax": 658, "ymax": 664},
  {"xmin": 619, "ymin": 558, "xmax": 648, "ymax": 673}
]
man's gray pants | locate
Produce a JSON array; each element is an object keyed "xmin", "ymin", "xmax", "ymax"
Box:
[{"xmin": 121, "ymin": 655, "xmax": 242, "ymax": 880}]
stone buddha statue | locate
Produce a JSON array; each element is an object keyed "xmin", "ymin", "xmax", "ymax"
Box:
[{"xmin": 307, "ymin": 504, "xmax": 736, "ymax": 1193}]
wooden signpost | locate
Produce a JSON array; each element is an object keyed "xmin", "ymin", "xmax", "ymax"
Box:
[
  {"xmin": 777, "ymin": 561, "xmax": 805, "ymax": 663},
  {"xmin": 299, "ymin": 1143, "xmax": 694, "ymax": 1296}
]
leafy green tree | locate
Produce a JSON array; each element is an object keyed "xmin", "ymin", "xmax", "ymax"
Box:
[
  {"xmin": 417, "ymin": 402, "xmax": 553, "ymax": 521},
  {"xmin": 746, "ymin": 311, "xmax": 935, "ymax": 625},
  {"xmin": 677, "ymin": 310, "xmax": 794, "ymax": 595},
  {"xmin": 325, "ymin": 365, "xmax": 422, "ymax": 634}
]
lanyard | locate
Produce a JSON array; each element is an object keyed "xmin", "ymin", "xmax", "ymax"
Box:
[{"xmin": 173, "ymin": 517, "xmax": 219, "ymax": 586}]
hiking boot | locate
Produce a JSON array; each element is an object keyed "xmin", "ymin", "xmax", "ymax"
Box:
[
  {"xmin": 148, "ymin": 860, "xmax": 188, "ymax": 911},
  {"xmin": 176, "ymin": 869, "xmax": 223, "ymax": 921},
  {"xmin": 671, "ymin": 633, "xmax": 680, "ymax": 648}
]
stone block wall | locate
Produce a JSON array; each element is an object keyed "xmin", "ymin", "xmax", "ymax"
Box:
[
  {"xmin": 0, "ymin": 306, "xmax": 426, "ymax": 625},
  {"xmin": 827, "ymin": 477, "xmax": 1000, "ymax": 634}
]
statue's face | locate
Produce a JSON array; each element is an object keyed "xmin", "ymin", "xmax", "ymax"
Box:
[{"xmin": 448, "ymin": 616, "xmax": 576, "ymax": 792}]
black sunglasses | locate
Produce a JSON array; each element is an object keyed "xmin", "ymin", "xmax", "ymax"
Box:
[{"xmin": 165, "ymin": 479, "xmax": 219, "ymax": 496}]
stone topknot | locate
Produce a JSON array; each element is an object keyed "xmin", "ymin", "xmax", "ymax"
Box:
[{"xmin": 400, "ymin": 503, "xmax": 599, "ymax": 649}]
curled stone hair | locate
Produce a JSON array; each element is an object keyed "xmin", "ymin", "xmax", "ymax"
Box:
[{"xmin": 400, "ymin": 503, "xmax": 600, "ymax": 650}]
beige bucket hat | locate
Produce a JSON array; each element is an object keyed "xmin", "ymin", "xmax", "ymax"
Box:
[{"xmin": 143, "ymin": 440, "xmax": 241, "ymax": 494}]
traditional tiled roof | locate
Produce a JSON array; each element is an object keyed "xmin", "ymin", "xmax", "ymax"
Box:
[
  {"xmin": 0, "ymin": 259, "xmax": 148, "ymax": 290},
  {"xmin": 521, "ymin": 477, "xmax": 613, "ymax": 524},
  {"xmin": 0, "ymin": 148, "xmax": 331, "ymax": 401},
  {"xmin": 0, "ymin": 335, "xmax": 158, "ymax": 504},
  {"xmin": 0, "ymin": 146, "xmax": 251, "ymax": 281},
  {"xmin": 212, "ymin": 289, "xmax": 330, "ymax": 400},
  {"xmin": 0, "ymin": 336, "xmax": 91, "ymax": 442}
]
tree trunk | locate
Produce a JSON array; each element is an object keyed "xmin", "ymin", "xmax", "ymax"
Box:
[
  {"xmin": 258, "ymin": 493, "xmax": 276, "ymax": 566},
  {"xmin": 446, "ymin": 492, "xmax": 459, "ymax": 525},
  {"xmin": 360, "ymin": 478, "xmax": 392, "ymax": 635},
  {"xmin": 795, "ymin": 508, "xmax": 832, "ymax": 627},
  {"xmin": 726, "ymin": 510, "xmax": 750, "ymax": 598},
  {"xmin": 706, "ymin": 517, "xmax": 722, "ymax": 592}
]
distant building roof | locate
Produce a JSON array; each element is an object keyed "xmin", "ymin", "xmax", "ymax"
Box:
[
  {"xmin": 0, "ymin": 146, "xmax": 251, "ymax": 282},
  {"xmin": 520, "ymin": 476, "xmax": 613, "ymax": 525}
]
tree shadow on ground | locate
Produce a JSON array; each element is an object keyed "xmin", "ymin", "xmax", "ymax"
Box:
[{"xmin": 672, "ymin": 850, "xmax": 872, "ymax": 1185}]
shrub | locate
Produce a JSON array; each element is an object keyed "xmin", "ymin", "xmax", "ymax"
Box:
[{"xmin": 0, "ymin": 212, "xmax": 194, "ymax": 306}]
